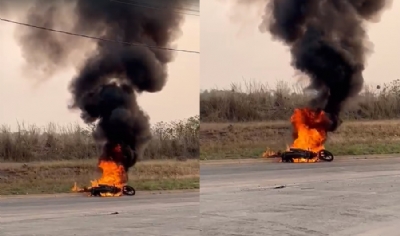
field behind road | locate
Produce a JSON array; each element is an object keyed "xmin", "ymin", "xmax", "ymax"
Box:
[
  {"xmin": 200, "ymin": 81, "xmax": 400, "ymax": 160},
  {"xmin": 0, "ymin": 117, "xmax": 199, "ymax": 195},
  {"xmin": 200, "ymin": 120, "xmax": 400, "ymax": 160},
  {"xmin": 0, "ymin": 159, "xmax": 199, "ymax": 195}
]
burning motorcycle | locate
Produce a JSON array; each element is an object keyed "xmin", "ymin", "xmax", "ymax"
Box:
[{"xmin": 278, "ymin": 148, "xmax": 334, "ymax": 163}]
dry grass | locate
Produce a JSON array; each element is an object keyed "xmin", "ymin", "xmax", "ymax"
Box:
[
  {"xmin": 200, "ymin": 80, "xmax": 400, "ymax": 159},
  {"xmin": 200, "ymin": 80, "xmax": 400, "ymax": 122},
  {"xmin": 0, "ymin": 117, "xmax": 199, "ymax": 194},
  {"xmin": 0, "ymin": 159, "xmax": 199, "ymax": 195},
  {"xmin": 200, "ymin": 120, "xmax": 400, "ymax": 160},
  {"xmin": 0, "ymin": 116, "xmax": 199, "ymax": 162}
]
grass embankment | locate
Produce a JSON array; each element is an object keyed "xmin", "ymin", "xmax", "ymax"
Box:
[
  {"xmin": 201, "ymin": 120, "xmax": 400, "ymax": 160},
  {"xmin": 200, "ymin": 81, "xmax": 400, "ymax": 160},
  {"xmin": 0, "ymin": 159, "xmax": 199, "ymax": 195},
  {"xmin": 0, "ymin": 117, "xmax": 199, "ymax": 195}
]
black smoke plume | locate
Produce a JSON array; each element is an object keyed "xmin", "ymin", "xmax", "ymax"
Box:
[
  {"xmin": 3, "ymin": 0, "xmax": 192, "ymax": 171},
  {"xmin": 245, "ymin": 0, "xmax": 391, "ymax": 131}
]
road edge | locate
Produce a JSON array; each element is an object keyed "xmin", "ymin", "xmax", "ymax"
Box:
[
  {"xmin": 200, "ymin": 154, "xmax": 400, "ymax": 165},
  {"xmin": 0, "ymin": 188, "xmax": 199, "ymax": 199}
]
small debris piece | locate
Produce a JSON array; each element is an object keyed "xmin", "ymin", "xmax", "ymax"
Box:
[{"xmin": 273, "ymin": 185, "xmax": 286, "ymax": 189}]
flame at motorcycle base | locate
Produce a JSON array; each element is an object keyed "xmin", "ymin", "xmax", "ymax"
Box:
[
  {"xmin": 263, "ymin": 108, "xmax": 335, "ymax": 163},
  {"xmin": 72, "ymin": 144, "xmax": 136, "ymax": 197}
]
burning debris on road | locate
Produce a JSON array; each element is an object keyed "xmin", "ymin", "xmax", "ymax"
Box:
[
  {"xmin": 270, "ymin": 148, "xmax": 334, "ymax": 163},
  {"xmin": 72, "ymin": 181, "xmax": 136, "ymax": 197},
  {"xmin": 263, "ymin": 108, "xmax": 334, "ymax": 163},
  {"xmin": 3, "ymin": 0, "xmax": 190, "ymax": 195},
  {"xmin": 72, "ymin": 144, "xmax": 136, "ymax": 197}
]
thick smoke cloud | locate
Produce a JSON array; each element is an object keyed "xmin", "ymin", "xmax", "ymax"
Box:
[
  {"xmin": 236, "ymin": 0, "xmax": 392, "ymax": 131},
  {"xmin": 2, "ymin": 0, "xmax": 192, "ymax": 171}
]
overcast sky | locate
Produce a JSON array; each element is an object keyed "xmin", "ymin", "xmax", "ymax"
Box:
[
  {"xmin": 0, "ymin": 9, "xmax": 199, "ymax": 130},
  {"xmin": 1, "ymin": 1, "xmax": 398, "ymax": 129},
  {"xmin": 201, "ymin": 0, "xmax": 400, "ymax": 91}
]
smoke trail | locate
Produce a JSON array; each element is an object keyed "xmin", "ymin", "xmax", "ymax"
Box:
[
  {"xmin": 236, "ymin": 0, "xmax": 392, "ymax": 131},
  {"xmin": 3, "ymin": 0, "xmax": 192, "ymax": 170}
]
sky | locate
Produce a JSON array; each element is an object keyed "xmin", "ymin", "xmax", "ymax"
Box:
[
  {"xmin": 0, "ymin": 6, "xmax": 199, "ymax": 130},
  {"xmin": 201, "ymin": 0, "xmax": 400, "ymax": 91}
]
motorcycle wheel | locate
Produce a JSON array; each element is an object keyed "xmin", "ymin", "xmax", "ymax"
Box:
[
  {"xmin": 122, "ymin": 185, "xmax": 136, "ymax": 196},
  {"xmin": 318, "ymin": 150, "xmax": 334, "ymax": 162}
]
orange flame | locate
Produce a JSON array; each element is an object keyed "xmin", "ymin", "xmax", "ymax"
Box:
[
  {"xmin": 290, "ymin": 108, "xmax": 330, "ymax": 163},
  {"xmin": 262, "ymin": 148, "xmax": 277, "ymax": 158},
  {"xmin": 72, "ymin": 144, "xmax": 128, "ymax": 197},
  {"xmin": 262, "ymin": 108, "xmax": 330, "ymax": 163}
]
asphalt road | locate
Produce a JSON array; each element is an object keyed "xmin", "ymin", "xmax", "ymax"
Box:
[
  {"xmin": 201, "ymin": 158, "xmax": 400, "ymax": 236},
  {"xmin": 0, "ymin": 191, "xmax": 199, "ymax": 236}
]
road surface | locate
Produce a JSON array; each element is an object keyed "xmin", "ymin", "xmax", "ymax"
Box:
[
  {"xmin": 0, "ymin": 191, "xmax": 199, "ymax": 236},
  {"xmin": 201, "ymin": 158, "xmax": 400, "ymax": 236}
]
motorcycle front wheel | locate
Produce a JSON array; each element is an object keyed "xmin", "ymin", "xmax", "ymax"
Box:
[
  {"xmin": 318, "ymin": 150, "xmax": 334, "ymax": 162},
  {"xmin": 122, "ymin": 185, "xmax": 136, "ymax": 196}
]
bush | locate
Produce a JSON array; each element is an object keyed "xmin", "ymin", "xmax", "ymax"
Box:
[
  {"xmin": 200, "ymin": 80, "xmax": 400, "ymax": 122},
  {"xmin": 0, "ymin": 116, "xmax": 199, "ymax": 162}
]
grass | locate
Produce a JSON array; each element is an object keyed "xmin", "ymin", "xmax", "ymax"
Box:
[
  {"xmin": 200, "ymin": 80, "xmax": 400, "ymax": 122},
  {"xmin": 200, "ymin": 120, "xmax": 400, "ymax": 160},
  {"xmin": 0, "ymin": 116, "xmax": 199, "ymax": 195},
  {"xmin": 0, "ymin": 159, "xmax": 199, "ymax": 195},
  {"xmin": 0, "ymin": 116, "xmax": 199, "ymax": 162},
  {"xmin": 200, "ymin": 80, "xmax": 400, "ymax": 160}
]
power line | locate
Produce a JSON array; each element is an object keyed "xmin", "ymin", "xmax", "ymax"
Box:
[
  {"xmin": 0, "ymin": 17, "xmax": 200, "ymax": 54},
  {"xmin": 109, "ymin": 0, "xmax": 200, "ymax": 16}
]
